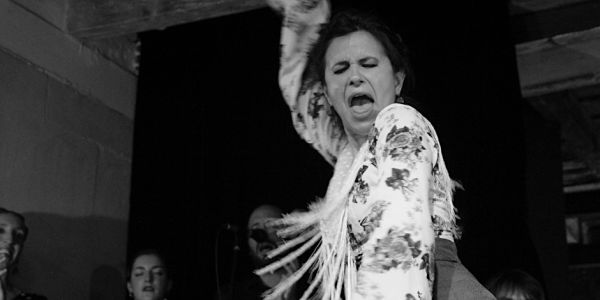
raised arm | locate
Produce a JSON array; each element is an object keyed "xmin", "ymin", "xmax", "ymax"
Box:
[
  {"xmin": 355, "ymin": 104, "xmax": 437, "ymax": 300},
  {"xmin": 269, "ymin": 0, "xmax": 347, "ymax": 165}
]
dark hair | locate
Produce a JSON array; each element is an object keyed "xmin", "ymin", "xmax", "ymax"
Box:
[
  {"xmin": 0, "ymin": 207, "xmax": 29, "ymax": 243},
  {"xmin": 486, "ymin": 269, "xmax": 545, "ymax": 300},
  {"xmin": 304, "ymin": 9, "xmax": 414, "ymax": 98},
  {"xmin": 126, "ymin": 248, "xmax": 171, "ymax": 281}
]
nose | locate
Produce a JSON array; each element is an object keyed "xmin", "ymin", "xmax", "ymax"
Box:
[
  {"xmin": 348, "ymin": 66, "xmax": 364, "ymax": 87},
  {"xmin": 144, "ymin": 272, "xmax": 154, "ymax": 282}
]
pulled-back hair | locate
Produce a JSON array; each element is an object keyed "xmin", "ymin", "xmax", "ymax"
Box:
[
  {"xmin": 126, "ymin": 248, "xmax": 171, "ymax": 281},
  {"xmin": 304, "ymin": 9, "xmax": 414, "ymax": 98},
  {"xmin": 0, "ymin": 207, "xmax": 29, "ymax": 242}
]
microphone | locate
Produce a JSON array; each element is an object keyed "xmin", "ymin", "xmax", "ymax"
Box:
[{"xmin": 221, "ymin": 223, "xmax": 239, "ymax": 232}]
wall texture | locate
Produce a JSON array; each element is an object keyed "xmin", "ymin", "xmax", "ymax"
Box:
[{"xmin": 0, "ymin": 2, "xmax": 135, "ymax": 299}]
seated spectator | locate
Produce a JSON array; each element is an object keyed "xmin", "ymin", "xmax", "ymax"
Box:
[
  {"xmin": 216, "ymin": 204, "xmax": 299, "ymax": 300},
  {"xmin": 127, "ymin": 249, "xmax": 172, "ymax": 300},
  {"xmin": 485, "ymin": 269, "xmax": 545, "ymax": 300},
  {"xmin": 0, "ymin": 207, "xmax": 46, "ymax": 300}
]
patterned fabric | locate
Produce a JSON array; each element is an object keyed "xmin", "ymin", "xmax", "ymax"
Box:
[{"xmin": 257, "ymin": 0, "xmax": 460, "ymax": 299}]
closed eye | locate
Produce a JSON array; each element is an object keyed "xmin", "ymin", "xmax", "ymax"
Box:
[
  {"xmin": 360, "ymin": 57, "xmax": 378, "ymax": 68},
  {"xmin": 332, "ymin": 62, "xmax": 349, "ymax": 75}
]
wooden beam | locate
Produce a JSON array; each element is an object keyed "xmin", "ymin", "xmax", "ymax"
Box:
[
  {"xmin": 510, "ymin": 0, "xmax": 600, "ymax": 43},
  {"xmin": 67, "ymin": 0, "xmax": 268, "ymax": 39},
  {"xmin": 0, "ymin": 0, "xmax": 137, "ymax": 119},
  {"xmin": 509, "ymin": 0, "xmax": 587, "ymax": 16},
  {"xmin": 516, "ymin": 26, "xmax": 600, "ymax": 98}
]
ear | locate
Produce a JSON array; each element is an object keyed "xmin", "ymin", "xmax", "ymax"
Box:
[
  {"xmin": 127, "ymin": 281, "xmax": 133, "ymax": 295},
  {"xmin": 394, "ymin": 71, "xmax": 406, "ymax": 96}
]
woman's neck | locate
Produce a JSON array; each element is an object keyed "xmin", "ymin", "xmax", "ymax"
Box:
[{"xmin": 346, "ymin": 130, "xmax": 367, "ymax": 151}]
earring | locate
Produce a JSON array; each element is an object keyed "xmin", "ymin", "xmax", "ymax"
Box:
[{"xmin": 395, "ymin": 95, "xmax": 404, "ymax": 104}]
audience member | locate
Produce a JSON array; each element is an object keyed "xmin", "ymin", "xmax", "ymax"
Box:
[
  {"xmin": 216, "ymin": 204, "xmax": 299, "ymax": 300},
  {"xmin": 0, "ymin": 207, "xmax": 46, "ymax": 300},
  {"xmin": 127, "ymin": 249, "xmax": 172, "ymax": 300}
]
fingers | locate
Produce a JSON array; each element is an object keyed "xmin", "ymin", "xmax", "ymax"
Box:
[{"xmin": 265, "ymin": 0, "xmax": 286, "ymax": 14}]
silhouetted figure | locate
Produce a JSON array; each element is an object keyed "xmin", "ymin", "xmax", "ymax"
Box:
[{"xmin": 486, "ymin": 269, "xmax": 545, "ymax": 300}]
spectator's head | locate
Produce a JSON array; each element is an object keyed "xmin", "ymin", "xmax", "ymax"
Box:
[
  {"xmin": 127, "ymin": 249, "xmax": 172, "ymax": 300},
  {"xmin": 0, "ymin": 207, "xmax": 28, "ymax": 273},
  {"xmin": 246, "ymin": 204, "xmax": 283, "ymax": 268},
  {"xmin": 486, "ymin": 269, "xmax": 545, "ymax": 300}
]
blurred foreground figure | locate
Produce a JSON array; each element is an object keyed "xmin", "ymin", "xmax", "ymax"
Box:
[{"xmin": 486, "ymin": 269, "xmax": 545, "ymax": 300}]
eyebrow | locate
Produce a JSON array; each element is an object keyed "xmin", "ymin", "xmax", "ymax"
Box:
[{"xmin": 134, "ymin": 265, "xmax": 165, "ymax": 270}]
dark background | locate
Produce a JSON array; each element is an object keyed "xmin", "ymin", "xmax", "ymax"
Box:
[{"xmin": 128, "ymin": 0, "xmax": 566, "ymax": 298}]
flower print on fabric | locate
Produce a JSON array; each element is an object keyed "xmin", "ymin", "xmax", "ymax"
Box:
[
  {"xmin": 350, "ymin": 165, "xmax": 371, "ymax": 204},
  {"xmin": 349, "ymin": 105, "xmax": 436, "ymax": 299},
  {"xmin": 383, "ymin": 125, "xmax": 428, "ymax": 168},
  {"xmin": 362, "ymin": 227, "xmax": 427, "ymax": 273},
  {"xmin": 353, "ymin": 201, "xmax": 390, "ymax": 248},
  {"xmin": 368, "ymin": 127, "xmax": 379, "ymax": 156},
  {"xmin": 307, "ymin": 92, "xmax": 326, "ymax": 119},
  {"xmin": 385, "ymin": 168, "xmax": 418, "ymax": 196}
]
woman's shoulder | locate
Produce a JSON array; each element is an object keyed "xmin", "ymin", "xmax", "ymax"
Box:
[
  {"xmin": 374, "ymin": 103, "xmax": 431, "ymax": 131},
  {"xmin": 378, "ymin": 103, "xmax": 423, "ymax": 118}
]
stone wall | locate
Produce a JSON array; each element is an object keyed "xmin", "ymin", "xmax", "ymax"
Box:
[{"xmin": 0, "ymin": 2, "xmax": 135, "ymax": 299}]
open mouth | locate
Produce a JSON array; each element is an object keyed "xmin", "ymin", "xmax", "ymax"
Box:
[
  {"xmin": 142, "ymin": 286, "xmax": 155, "ymax": 292},
  {"xmin": 349, "ymin": 93, "xmax": 374, "ymax": 114}
]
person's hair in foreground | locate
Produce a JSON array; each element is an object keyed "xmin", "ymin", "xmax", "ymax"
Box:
[
  {"xmin": 486, "ymin": 269, "xmax": 545, "ymax": 300},
  {"xmin": 127, "ymin": 249, "xmax": 172, "ymax": 300}
]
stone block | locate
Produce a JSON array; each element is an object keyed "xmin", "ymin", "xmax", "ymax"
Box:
[
  {"xmin": 0, "ymin": 49, "xmax": 45, "ymax": 133},
  {"xmin": 9, "ymin": 126, "xmax": 99, "ymax": 216},
  {"xmin": 14, "ymin": 212, "xmax": 128, "ymax": 300},
  {"xmin": 46, "ymin": 78, "xmax": 133, "ymax": 157},
  {"xmin": 93, "ymin": 149, "xmax": 131, "ymax": 220}
]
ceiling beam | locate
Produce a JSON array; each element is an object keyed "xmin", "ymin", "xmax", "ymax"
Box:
[
  {"xmin": 510, "ymin": 0, "xmax": 600, "ymax": 43},
  {"xmin": 516, "ymin": 26, "xmax": 600, "ymax": 98},
  {"xmin": 67, "ymin": 0, "xmax": 268, "ymax": 39}
]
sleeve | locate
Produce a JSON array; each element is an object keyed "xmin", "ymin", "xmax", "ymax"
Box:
[
  {"xmin": 269, "ymin": 0, "xmax": 347, "ymax": 165},
  {"xmin": 355, "ymin": 104, "xmax": 437, "ymax": 300}
]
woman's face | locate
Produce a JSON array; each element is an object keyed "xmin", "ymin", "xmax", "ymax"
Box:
[
  {"xmin": 324, "ymin": 30, "xmax": 405, "ymax": 141},
  {"xmin": 0, "ymin": 213, "xmax": 26, "ymax": 271},
  {"xmin": 127, "ymin": 254, "xmax": 170, "ymax": 300}
]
